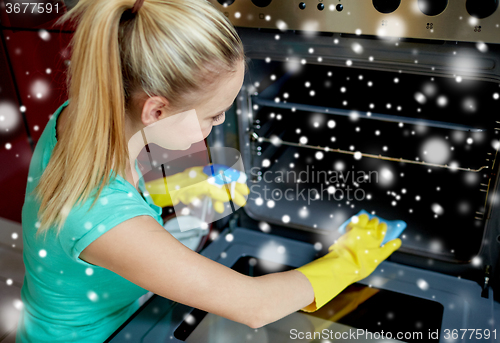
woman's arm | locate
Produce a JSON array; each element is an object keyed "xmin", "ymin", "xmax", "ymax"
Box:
[{"xmin": 80, "ymin": 215, "xmax": 315, "ymax": 329}]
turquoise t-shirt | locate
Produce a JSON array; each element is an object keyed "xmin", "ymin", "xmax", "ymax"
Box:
[{"xmin": 16, "ymin": 101, "xmax": 164, "ymax": 342}]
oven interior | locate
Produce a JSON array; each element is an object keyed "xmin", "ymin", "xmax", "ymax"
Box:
[{"xmin": 233, "ymin": 56, "xmax": 500, "ymax": 264}]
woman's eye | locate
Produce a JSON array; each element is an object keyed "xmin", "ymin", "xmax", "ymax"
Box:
[{"xmin": 212, "ymin": 112, "xmax": 224, "ymax": 122}]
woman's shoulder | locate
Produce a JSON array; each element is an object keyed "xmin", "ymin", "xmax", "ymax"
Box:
[
  {"xmin": 73, "ymin": 177, "xmax": 150, "ymax": 215},
  {"xmin": 23, "ymin": 172, "xmax": 156, "ymax": 264},
  {"xmin": 58, "ymin": 181, "xmax": 159, "ymax": 259}
]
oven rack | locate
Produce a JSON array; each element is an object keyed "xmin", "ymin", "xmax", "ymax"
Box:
[
  {"xmin": 251, "ymin": 96, "xmax": 485, "ymax": 133},
  {"xmin": 250, "ymin": 131, "xmax": 489, "ymax": 173}
]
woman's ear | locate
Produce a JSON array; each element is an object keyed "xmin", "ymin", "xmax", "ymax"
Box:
[{"xmin": 140, "ymin": 96, "xmax": 170, "ymax": 127}]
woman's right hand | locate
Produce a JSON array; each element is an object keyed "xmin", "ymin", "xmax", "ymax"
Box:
[{"xmin": 296, "ymin": 214, "xmax": 402, "ymax": 312}]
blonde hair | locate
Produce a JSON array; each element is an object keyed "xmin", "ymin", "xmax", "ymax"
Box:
[{"xmin": 34, "ymin": 0, "xmax": 244, "ymax": 235}]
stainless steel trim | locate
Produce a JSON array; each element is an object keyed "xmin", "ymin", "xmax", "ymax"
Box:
[{"xmin": 210, "ymin": 0, "xmax": 500, "ymax": 44}]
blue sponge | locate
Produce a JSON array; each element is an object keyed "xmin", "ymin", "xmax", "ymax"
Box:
[
  {"xmin": 202, "ymin": 164, "xmax": 246, "ymax": 186},
  {"xmin": 338, "ymin": 209, "xmax": 407, "ymax": 246}
]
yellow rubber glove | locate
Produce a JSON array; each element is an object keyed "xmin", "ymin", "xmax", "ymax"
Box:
[
  {"xmin": 296, "ymin": 214, "xmax": 402, "ymax": 312},
  {"xmin": 145, "ymin": 166, "xmax": 249, "ymax": 213}
]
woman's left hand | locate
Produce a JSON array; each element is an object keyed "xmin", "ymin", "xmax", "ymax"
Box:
[{"xmin": 145, "ymin": 164, "xmax": 249, "ymax": 213}]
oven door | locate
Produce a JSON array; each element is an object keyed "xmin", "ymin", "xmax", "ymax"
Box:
[
  {"xmin": 229, "ymin": 28, "xmax": 500, "ymax": 270},
  {"xmin": 207, "ymin": 0, "xmax": 500, "ymax": 274}
]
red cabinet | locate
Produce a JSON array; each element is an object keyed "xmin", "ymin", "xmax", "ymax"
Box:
[
  {"xmin": 0, "ymin": 35, "xmax": 31, "ymax": 222},
  {"xmin": 0, "ymin": 1, "xmax": 73, "ymax": 222},
  {"xmin": 3, "ymin": 29, "xmax": 72, "ymax": 143}
]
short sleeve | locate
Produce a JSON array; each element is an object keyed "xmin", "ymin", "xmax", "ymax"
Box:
[{"xmin": 58, "ymin": 180, "xmax": 161, "ymax": 265}]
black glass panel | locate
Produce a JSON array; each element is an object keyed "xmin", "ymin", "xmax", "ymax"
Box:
[{"xmin": 244, "ymin": 59, "xmax": 499, "ymax": 262}]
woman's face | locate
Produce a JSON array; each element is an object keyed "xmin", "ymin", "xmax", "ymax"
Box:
[
  {"xmin": 193, "ymin": 59, "xmax": 246, "ymax": 139},
  {"xmin": 134, "ymin": 60, "xmax": 246, "ymax": 151}
]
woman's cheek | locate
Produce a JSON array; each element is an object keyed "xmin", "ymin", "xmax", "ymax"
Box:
[{"xmin": 202, "ymin": 123, "xmax": 213, "ymax": 139}]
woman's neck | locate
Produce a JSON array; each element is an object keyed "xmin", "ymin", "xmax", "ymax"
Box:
[{"xmin": 125, "ymin": 120, "xmax": 146, "ymax": 192}]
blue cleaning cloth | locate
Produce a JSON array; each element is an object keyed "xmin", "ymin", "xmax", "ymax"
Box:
[
  {"xmin": 338, "ymin": 210, "xmax": 407, "ymax": 246},
  {"xmin": 202, "ymin": 164, "xmax": 245, "ymax": 186}
]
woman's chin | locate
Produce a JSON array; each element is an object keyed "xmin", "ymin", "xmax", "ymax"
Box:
[{"xmin": 178, "ymin": 143, "xmax": 192, "ymax": 151}]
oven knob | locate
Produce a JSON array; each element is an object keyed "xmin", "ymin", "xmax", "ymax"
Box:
[
  {"xmin": 466, "ymin": 0, "xmax": 498, "ymax": 19},
  {"xmin": 418, "ymin": 0, "xmax": 448, "ymax": 16},
  {"xmin": 372, "ymin": 0, "xmax": 401, "ymax": 14},
  {"xmin": 217, "ymin": 0, "xmax": 235, "ymax": 6},
  {"xmin": 251, "ymin": 0, "xmax": 272, "ymax": 8}
]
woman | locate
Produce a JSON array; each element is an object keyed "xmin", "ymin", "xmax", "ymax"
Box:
[{"xmin": 17, "ymin": 0, "xmax": 401, "ymax": 342}]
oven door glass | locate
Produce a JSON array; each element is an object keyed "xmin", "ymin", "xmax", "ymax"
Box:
[{"xmin": 238, "ymin": 59, "xmax": 500, "ymax": 263}]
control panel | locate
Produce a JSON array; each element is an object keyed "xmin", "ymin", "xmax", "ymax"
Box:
[{"xmin": 211, "ymin": 0, "xmax": 500, "ymax": 44}]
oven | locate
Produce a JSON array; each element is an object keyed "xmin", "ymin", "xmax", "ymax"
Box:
[{"xmin": 107, "ymin": 1, "xmax": 500, "ymax": 342}]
